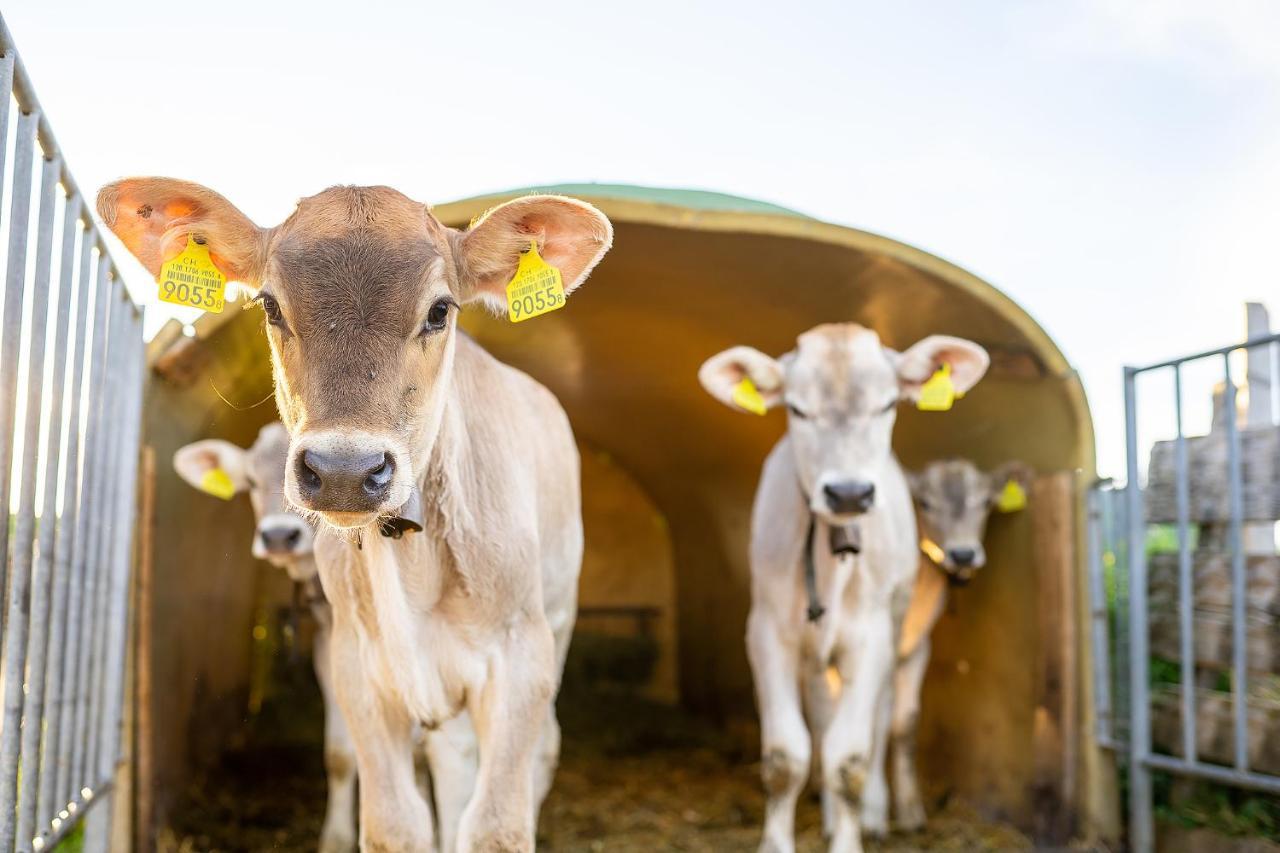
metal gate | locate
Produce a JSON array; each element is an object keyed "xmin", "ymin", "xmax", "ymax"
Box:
[
  {"xmin": 0, "ymin": 14, "xmax": 146, "ymax": 853},
  {"xmin": 1088, "ymin": 331, "xmax": 1280, "ymax": 852}
]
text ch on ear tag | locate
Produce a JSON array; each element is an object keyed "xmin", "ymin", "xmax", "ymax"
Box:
[
  {"xmin": 997, "ymin": 479, "xmax": 1027, "ymax": 513},
  {"xmin": 917, "ymin": 363, "xmax": 956, "ymax": 412},
  {"xmin": 200, "ymin": 468, "xmax": 236, "ymax": 500},
  {"xmin": 731, "ymin": 377, "xmax": 768, "ymax": 416},
  {"xmin": 158, "ymin": 234, "xmax": 227, "ymax": 314},
  {"xmin": 506, "ymin": 240, "xmax": 566, "ymax": 323}
]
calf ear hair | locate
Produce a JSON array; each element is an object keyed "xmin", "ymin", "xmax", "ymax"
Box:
[
  {"xmin": 97, "ymin": 177, "xmax": 268, "ymax": 285},
  {"xmin": 896, "ymin": 335, "xmax": 990, "ymax": 400},
  {"xmin": 698, "ymin": 346, "xmax": 786, "ymax": 414},
  {"xmin": 990, "ymin": 460, "xmax": 1034, "ymax": 490},
  {"xmin": 453, "ymin": 195, "xmax": 613, "ymax": 313}
]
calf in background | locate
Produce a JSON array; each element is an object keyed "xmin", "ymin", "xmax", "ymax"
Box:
[{"xmin": 174, "ymin": 422, "xmax": 356, "ymax": 852}]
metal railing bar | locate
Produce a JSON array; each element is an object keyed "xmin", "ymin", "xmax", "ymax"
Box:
[
  {"xmin": 1173, "ymin": 364, "xmax": 1196, "ymax": 764},
  {"xmin": 20, "ymin": 195, "xmax": 81, "ymax": 842},
  {"xmin": 0, "ymin": 151, "xmax": 58, "ymax": 852},
  {"xmin": 96, "ymin": 314, "xmax": 142, "ymax": 792},
  {"xmin": 84, "ymin": 284, "xmax": 131, "ymax": 798},
  {"xmin": 39, "ymin": 226, "xmax": 92, "ymax": 830},
  {"xmin": 1131, "ymin": 332, "xmax": 1280, "ymax": 375},
  {"xmin": 1220, "ymin": 355, "xmax": 1249, "ymax": 772},
  {"xmin": 1143, "ymin": 753, "xmax": 1280, "ymax": 797},
  {"xmin": 63, "ymin": 255, "xmax": 112, "ymax": 810},
  {"xmin": 0, "ymin": 108, "xmax": 38, "ymax": 603},
  {"xmin": 1124, "ymin": 367, "xmax": 1154, "ymax": 853},
  {"xmin": 52, "ymin": 246, "xmax": 103, "ymax": 813},
  {"xmin": 1086, "ymin": 487, "xmax": 1113, "ymax": 745},
  {"xmin": 84, "ymin": 291, "xmax": 127, "ymax": 787},
  {"xmin": 0, "ymin": 54, "xmax": 14, "ymax": 237}
]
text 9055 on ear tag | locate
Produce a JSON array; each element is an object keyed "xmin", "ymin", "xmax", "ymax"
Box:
[
  {"xmin": 506, "ymin": 241, "xmax": 566, "ymax": 323},
  {"xmin": 158, "ymin": 235, "xmax": 227, "ymax": 313},
  {"xmin": 732, "ymin": 377, "xmax": 768, "ymax": 415},
  {"xmin": 200, "ymin": 467, "xmax": 236, "ymax": 500},
  {"xmin": 917, "ymin": 363, "xmax": 956, "ymax": 412}
]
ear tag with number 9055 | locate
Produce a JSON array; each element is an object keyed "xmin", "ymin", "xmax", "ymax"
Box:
[
  {"xmin": 917, "ymin": 363, "xmax": 958, "ymax": 412},
  {"xmin": 997, "ymin": 479, "xmax": 1027, "ymax": 513},
  {"xmin": 158, "ymin": 235, "xmax": 227, "ymax": 314},
  {"xmin": 506, "ymin": 241, "xmax": 566, "ymax": 323},
  {"xmin": 200, "ymin": 467, "xmax": 236, "ymax": 500},
  {"xmin": 732, "ymin": 377, "xmax": 768, "ymax": 415}
]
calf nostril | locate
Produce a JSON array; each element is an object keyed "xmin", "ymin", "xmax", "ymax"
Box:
[
  {"xmin": 285, "ymin": 528, "xmax": 301, "ymax": 546},
  {"xmin": 299, "ymin": 451, "xmax": 323, "ymax": 491},
  {"xmin": 363, "ymin": 453, "xmax": 395, "ymax": 496},
  {"xmin": 949, "ymin": 547, "xmax": 976, "ymax": 567}
]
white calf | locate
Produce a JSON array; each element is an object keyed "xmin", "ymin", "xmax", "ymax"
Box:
[
  {"xmin": 102, "ymin": 179, "xmax": 611, "ymax": 851},
  {"xmin": 174, "ymin": 423, "xmax": 356, "ymax": 852},
  {"xmin": 700, "ymin": 323, "xmax": 988, "ymax": 853}
]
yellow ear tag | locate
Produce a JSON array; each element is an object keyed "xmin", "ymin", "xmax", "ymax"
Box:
[
  {"xmin": 199, "ymin": 467, "xmax": 236, "ymax": 501},
  {"xmin": 158, "ymin": 235, "xmax": 227, "ymax": 314},
  {"xmin": 506, "ymin": 241, "xmax": 566, "ymax": 323},
  {"xmin": 731, "ymin": 377, "xmax": 768, "ymax": 416},
  {"xmin": 997, "ymin": 479, "xmax": 1027, "ymax": 513},
  {"xmin": 917, "ymin": 363, "xmax": 956, "ymax": 412}
]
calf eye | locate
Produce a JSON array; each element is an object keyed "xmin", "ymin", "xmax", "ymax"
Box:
[
  {"xmin": 259, "ymin": 294, "xmax": 286, "ymax": 329},
  {"xmin": 421, "ymin": 299, "xmax": 454, "ymax": 336},
  {"xmin": 786, "ymin": 403, "xmax": 809, "ymax": 419}
]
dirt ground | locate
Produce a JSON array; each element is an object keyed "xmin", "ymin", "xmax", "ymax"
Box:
[{"xmin": 163, "ymin": 670, "xmax": 1030, "ymax": 852}]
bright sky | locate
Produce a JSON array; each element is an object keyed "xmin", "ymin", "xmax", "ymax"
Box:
[{"xmin": 7, "ymin": 0, "xmax": 1279, "ymax": 477}]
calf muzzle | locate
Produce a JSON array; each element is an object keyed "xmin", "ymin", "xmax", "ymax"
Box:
[{"xmin": 295, "ymin": 447, "xmax": 395, "ymax": 512}]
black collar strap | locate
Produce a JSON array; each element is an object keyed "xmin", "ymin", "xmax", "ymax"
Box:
[{"xmin": 803, "ymin": 516, "xmax": 863, "ymax": 623}]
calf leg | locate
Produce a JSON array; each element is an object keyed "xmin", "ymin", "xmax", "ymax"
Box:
[
  {"xmin": 457, "ymin": 618, "xmax": 556, "ymax": 852},
  {"xmin": 859, "ymin": 674, "xmax": 893, "ymax": 838},
  {"xmin": 824, "ymin": 609, "xmax": 894, "ymax": 853},
  {"xmin": 801, "ymin": 664, "xmax": 837, "ymax": 840},
  {"xmin": 425, "ymin": 713, "xmax": 479, "ymax": 853},
  {"xmin": 748, "ymin": 608, "xmax": 810, "ymax": 853},
  {"xmin": 329, "ymin": 621, "xmax": 435, "ymax": 852},
  {"xmin": 533, "ymin": 704, "xmax": 561, "ymax": 815},
  {"xmin": 891, "ymin": 638, "xmax": 930, "ymax": 831},
  {"xmin": 312, "ymin": 618, "xmax": 358, "ymax": 853}
]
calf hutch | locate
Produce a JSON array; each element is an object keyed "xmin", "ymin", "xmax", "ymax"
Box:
[{"xmin": 134, "ymin": 185, "xmax": 1110, "ymax": 848}]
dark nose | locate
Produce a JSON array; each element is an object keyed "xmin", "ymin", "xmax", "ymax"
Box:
[
  {"xmin": 823, "ymin": 481, "xmax": 875, "ymax": 514},
  {"xmin": 259, "ymin": 526, "xmax": 302, "ymax": 554},
  {"xmin": 948, "ymin": 547, "xmax": 977, "ymax": 567},
  {"xmin": 296, "ymin": 449, "xmax": 395, "ymax": 511}
]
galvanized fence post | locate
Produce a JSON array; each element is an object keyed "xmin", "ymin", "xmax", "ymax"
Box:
[{"xmin": 1123, "ymin": 366, "xmax": 1154, "ymax": 853}]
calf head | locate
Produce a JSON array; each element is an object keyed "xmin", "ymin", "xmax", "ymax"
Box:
[
  {"xmin": 101, "ymin": 180, "xmax": 612, "ymax": 531},
  {"xmin": 700, "ymin": 323, "xmax": 988, "ymax": 524},
  {"xmin": 174, "ymin": 422, "xmax": 317, "ymax": 581},
  {"xmin": 907, "ymin": 459, "xmax": 1032, "ymax": 584}
]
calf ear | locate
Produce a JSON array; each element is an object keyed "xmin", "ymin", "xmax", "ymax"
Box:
[
  {"xmin": 990, "ymin": 460, "xmax": 1034, "ymax": 491},
  {"xmin": 173, "ymin": 440, "xmax": 250, "ymax": 495},
  {"xmin": 454, "ymin": 195, "xmax": 613, "ymax": 312},
  {"xmin": 895, "ymin": 335, "xmax": 989, "ymax": 401},
  {"xmin": 96, "ymin": 178, "xmax": 268, "ymax": 285},
  {"xmin": 699, "ymin": 346, "xmax": 786, "ymax": 413}
]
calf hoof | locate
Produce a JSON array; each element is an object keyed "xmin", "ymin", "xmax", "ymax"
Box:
[{"xmin": 464, "ymin": 829, "xmax": 532, "ymax": 852}]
